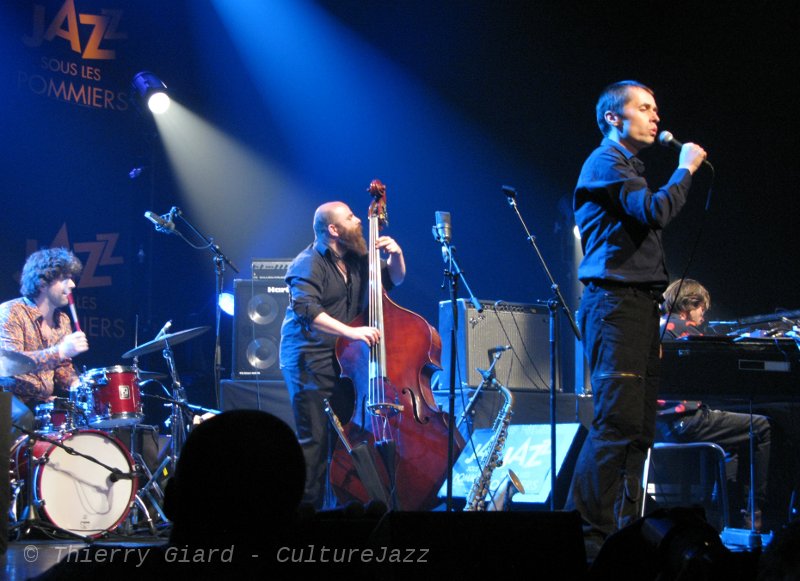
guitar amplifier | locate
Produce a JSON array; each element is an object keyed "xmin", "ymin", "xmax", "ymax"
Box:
[{"xmin": 438, "ymin": 299, "xmax": 553, "ymax": 391}]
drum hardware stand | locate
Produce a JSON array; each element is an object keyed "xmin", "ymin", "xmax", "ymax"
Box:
[
  {"xmin": 116, "ymin": 424, "xmax": 168, "ymax": 536},
  {"xmin": 502, "ymin": 185, "xmax": 581, "ymax": 510},
  {"xmin": 131, "ymin": 393, "xmax": 220, "ymax": 531},
  {"xmin": 9, "ymin": 424, "xmax": 137, "ymax": 541},
  {"xmin": 132, "ymin": 336, "xmax": 220, "ymax": 524}
]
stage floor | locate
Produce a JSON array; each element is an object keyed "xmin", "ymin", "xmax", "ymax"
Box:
[{"xmin": 2, "ymin": 517, "xmax": 769, "ymax": 580}]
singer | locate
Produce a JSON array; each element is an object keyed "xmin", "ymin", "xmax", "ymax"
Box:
[
  {"xmin": 279, "ymin": 201, "xmax": 405, "ymax": 509},
  {"xmin": 0, "ymin": 248, "xmax": 89, "ymax": 439},
  {"xmin": 566, "ymin": 81, "xmax": 707, "ymax": 553}
]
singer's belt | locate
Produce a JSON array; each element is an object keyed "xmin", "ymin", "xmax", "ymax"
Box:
[{"xmin": 586, "ymin": 279, "xmax": 666, "ymax": 298}]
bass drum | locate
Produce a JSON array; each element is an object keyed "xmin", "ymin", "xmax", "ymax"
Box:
[{"xmin": 11, "ymin": 430, "xmax": 137, "ymax": 538}]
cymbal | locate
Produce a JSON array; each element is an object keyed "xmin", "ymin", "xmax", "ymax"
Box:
[
  {"xmin": 122, "ymin": 326, "xmax": 210, "ymax": 359},
  {"xmin": 0, "ymin": 349, "xmax": 36, "ymax": 377}
]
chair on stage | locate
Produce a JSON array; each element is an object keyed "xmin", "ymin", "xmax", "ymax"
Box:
[{"xmin": 642, "ymin": 442, "xmax": 730, "ymax": 532}]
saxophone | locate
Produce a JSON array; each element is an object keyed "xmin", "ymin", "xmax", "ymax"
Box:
[{"xmin": 464, "ymin": 383, "xmax": 524, "ymax": 511}]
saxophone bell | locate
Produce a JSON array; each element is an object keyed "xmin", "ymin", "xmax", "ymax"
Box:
[{"xmin": 488, "ymin": 468, "xmax": 525, "ymax": 511}]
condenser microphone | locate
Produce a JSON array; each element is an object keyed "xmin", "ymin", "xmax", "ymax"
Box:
[
  {"xmin": 433, "ymin": 211, "xmax": 452, "ymax": 244},
  {"xmin": 144, "ymin": 211, "xmax": 174, "ymax": 232},
  {"xmin": 658, "ymin": 131, "xmax": 713, "ymax": 169}
]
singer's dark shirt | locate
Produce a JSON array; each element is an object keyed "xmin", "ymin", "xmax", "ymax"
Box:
[
  {"xmin": 574, "ymin": 138, "xmax": 693, "ymax": 286},
  {"xmin": 279, "ymin": 240, "xmax": 392, "ymax": 375}
]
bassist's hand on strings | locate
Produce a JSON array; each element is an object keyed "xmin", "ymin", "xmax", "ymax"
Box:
[
  {"xmin": 347, "ymin": 326, "xmax": 381, "ymax": 347},
  {"xmin": 376, "ymin": 236, "xmax": 406, "ymax": 285},
  {"xmin": 375, "ymin": 236, "xmax": 402, "ymax": 255}
]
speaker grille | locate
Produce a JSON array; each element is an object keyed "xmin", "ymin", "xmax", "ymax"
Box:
[
  {"xmin": 233, "ymin": 276, "xmax": 290, "ymax": 379},
  {"xmin": 439, "ymin": 299, "xmax": 552, "ymax": 391}
]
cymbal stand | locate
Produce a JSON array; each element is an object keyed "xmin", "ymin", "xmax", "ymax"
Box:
[{"xmin": 133, "ymin": 336, "xmax": 188, "ymax": 525}]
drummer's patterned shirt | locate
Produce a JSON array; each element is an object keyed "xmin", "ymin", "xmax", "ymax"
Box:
[{"xmin": 0, "ymin": 298, "xmax": 78, "ymax": 402}]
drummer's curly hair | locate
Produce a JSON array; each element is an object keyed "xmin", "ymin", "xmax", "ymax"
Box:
[{"xmin": 20, "ymin": 248, "xmax": 82, "ymax": 300}]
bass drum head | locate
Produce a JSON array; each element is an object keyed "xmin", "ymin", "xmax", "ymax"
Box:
[{"xmin": 37, "ymin": 430, "xmax": 136, "ymax": 537}]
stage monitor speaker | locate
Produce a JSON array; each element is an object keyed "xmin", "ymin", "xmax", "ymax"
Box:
[
  {"xmin": 233, "ymin": 275, "xmax": 291, "ymax": 380},
  {"xmin": 438, "ymin": 299, "xmax": 552, "ymax": 391}
]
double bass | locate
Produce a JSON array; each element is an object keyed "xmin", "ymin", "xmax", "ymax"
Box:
[{"xmin": 330, "ymin": 179, "xmax": 463, "ymax": 510}]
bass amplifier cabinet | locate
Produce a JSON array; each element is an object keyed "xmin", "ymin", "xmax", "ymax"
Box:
[
  {"xmin": 438, "ymin": 299, "xmax": 553, "ymax": 391},
  {"xmin": 252, "ymin": 257, "xmax": 293, "ymax": 281},
  {"xmin": 233, "ymin": 273, "xmax": 291, "ymax": 380}
]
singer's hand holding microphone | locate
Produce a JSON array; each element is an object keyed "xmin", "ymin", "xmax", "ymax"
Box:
[{"xmin": 658, "ymin": 131, "xmax": 710, "ymax": 174}]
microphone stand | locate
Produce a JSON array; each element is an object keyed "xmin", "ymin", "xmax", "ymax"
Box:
[
  {"xmin": 433, "ymin": 223, "xmax": 483, "ymax": 512},
  {"xmin": 169, "ymin": 207, "xmax": 239, "ymax": 408},
  {"xmin": 502, "ymin": 186, "xmax": 580, "ymax": 510}
]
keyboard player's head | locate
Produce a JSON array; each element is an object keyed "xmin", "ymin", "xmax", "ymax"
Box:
[{"xmin": 662, "ymin": 279, "xmax": 710, "ymax": 338}]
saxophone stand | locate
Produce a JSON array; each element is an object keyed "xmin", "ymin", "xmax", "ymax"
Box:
[
  {"xmin": 457, "ymin": 348, "xmax": 503, "ymax": 431},
  {"xmin": 433, "ymin": 211, "xmax": 484, "ymax": 512},
  {"xmin": 10, "ymin": 424, "xmax": 139, "ymax": 541},
  {"xmin": 502, "ymin": 186, "xmax": 581, "ymax": 510}
]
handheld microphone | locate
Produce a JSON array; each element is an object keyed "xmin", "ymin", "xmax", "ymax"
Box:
[
  {"xmin": 144, "ymin": 211, "xmax": 174, "ymax": 232},
  {"xmin": 66, "ymin": 292, "xmax": 81, "ymax": 332},
  {"xmin": 658, "ymin": 131, "xmax": 713, "ymax": 169}
]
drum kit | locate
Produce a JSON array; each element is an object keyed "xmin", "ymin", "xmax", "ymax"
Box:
[{"xmin": 4, "ymin": 325, "xmax": 215, "ymax": 541}]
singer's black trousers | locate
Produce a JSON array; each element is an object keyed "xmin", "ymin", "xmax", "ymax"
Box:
[{"xmin": 567, "ymin": 282, "xmax": 663, "ymax": 537}]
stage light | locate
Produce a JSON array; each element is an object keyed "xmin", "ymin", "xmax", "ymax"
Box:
[
  {"xmin": 218, "ymin": 292, "xmax": 235, "ymax": 316},
  {"xmin": 131, "ymin": 71, "xmax": 171, "ymax": 114},
  {"xmin": 573, "ymin": 224, "xmax": 581, "ymax": 240}
]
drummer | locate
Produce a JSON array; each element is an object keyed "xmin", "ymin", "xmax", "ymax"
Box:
[{"xmin": 0, "ymin": 248, "xmax": 89, "ymax": 439}]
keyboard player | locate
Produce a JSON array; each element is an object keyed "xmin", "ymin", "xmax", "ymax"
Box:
[{"xmin": 656, "ymin": 278, "xmax": 771, "ymax": 531}]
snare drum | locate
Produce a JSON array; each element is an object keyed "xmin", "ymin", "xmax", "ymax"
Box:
[
  {"xmin": 80, "ymin": 366, "xmax": 144, "ymax": 428},
  {"xmin": 10, "ymin": 430, "xmax": 137, "ymax": 537}
]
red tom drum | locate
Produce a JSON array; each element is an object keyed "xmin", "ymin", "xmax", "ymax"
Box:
[{"xmin": 80, "ymin": 366, "xmax": 144, "ymax": 428}]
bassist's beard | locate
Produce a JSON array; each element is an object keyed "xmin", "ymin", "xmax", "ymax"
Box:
[{"xmin": 340, "ymin": 223, "xmax": 368, "ymax": 257}]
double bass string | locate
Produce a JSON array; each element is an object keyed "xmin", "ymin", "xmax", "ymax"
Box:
[{"xmin": 368, "ymin": 209, "xmax": 388, "ymax": 440}]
